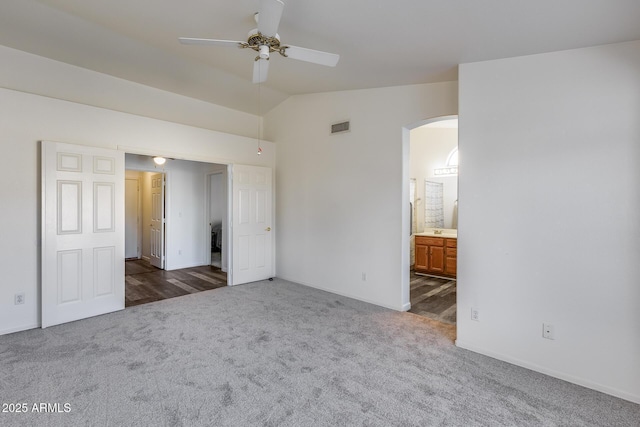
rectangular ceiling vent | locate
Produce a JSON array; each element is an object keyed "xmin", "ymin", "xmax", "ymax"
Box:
[{"xmin": 331, "ymin": 121, "xmax": 350, "ymax": 134}]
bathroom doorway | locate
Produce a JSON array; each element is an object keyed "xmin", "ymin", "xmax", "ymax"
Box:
[{"xmin": 405, "ymin": 116, "xmax": 458, "ymax": 325}]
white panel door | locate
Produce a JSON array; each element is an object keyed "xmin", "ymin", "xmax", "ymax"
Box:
[
  {"xmin": 231, "ymin": 165, "xmax": 273, "ymax": 285},
  {"xmin": 42, "ymin": 141, "xmax": 124, "ymax": 328},
  {"xmin": 149, "ymin": 173, "xmax": 165, "ymax": 269}
]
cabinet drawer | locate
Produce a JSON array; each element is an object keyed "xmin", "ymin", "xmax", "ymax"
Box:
[
  {"xmin": 446, "ymin": 247, "xmax": 457, "ymax": 257},
  {"xmin": 415, "ymin": 236, "xmax": 444, "ymax": 246},
  {"xmin": 446, "ymin": 239, "xmax": 457, "ymax": 248}
]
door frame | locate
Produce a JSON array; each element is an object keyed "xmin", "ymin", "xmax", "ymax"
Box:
[
  {"xmin": 119, "ymin": 147, "xmax": 275, "ymax": 286},
  {"xmin": 124, "ymin": 165, "xmax": 170, "ymax": 268},
  {"xmin": 124, "ymin": 172, "xmax": 142, "ymax": 259},
  {"xmin": 402, "ymin": 115, "xmax": 458, "ymax": 313},
  {"xmin": 149, "ymin": 172, "xmax": 166, "ymax": 269},
  {"xmin": 204, "ymin": 168, "xmax": 229, "ymax": 272}
]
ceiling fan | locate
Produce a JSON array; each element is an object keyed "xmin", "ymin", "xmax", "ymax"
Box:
[{"xmin": 178, "ymin": 0, "xmax": 340, "ymax": 83}]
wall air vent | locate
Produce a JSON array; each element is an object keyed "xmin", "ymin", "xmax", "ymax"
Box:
[{"xmin": 331, "ymin": 121, "xmax": 350, "ymax": 134}]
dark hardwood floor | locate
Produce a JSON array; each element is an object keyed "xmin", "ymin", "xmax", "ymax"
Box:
[
  {"xmin": 125, "ymin": 259, "xmax": 227, "ymax": 307},
  {"xmin": 126, "ymin": 260, "xmax": 455, "ymax": 324},
  {"xmin": 408, "ymin": 270, "xmax": 457, "ymax": 325}
]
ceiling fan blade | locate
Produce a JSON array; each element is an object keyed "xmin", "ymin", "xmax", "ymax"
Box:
[
  {"xmin": 253, "ymin": 59, "xmax": 270, "ymax": 83},
  {"xmin": 282, "ymin": 45, "xmax": 340, "ymax": 67},
  {"xmin": 178, "ymin": 37, "xmax": 244, "ymax": 48},
  {"xmin": 258, "ymin": 0, "xmax": 284, "ymax": 37}
]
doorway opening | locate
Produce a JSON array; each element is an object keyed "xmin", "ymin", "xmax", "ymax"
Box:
[
  {"xmin": 123, "ymin": 154, "xmax": 229, "ymax": 307},
  {"xmin": 404, "ymin": 116, "xmax": 458, "ymax": 325}
]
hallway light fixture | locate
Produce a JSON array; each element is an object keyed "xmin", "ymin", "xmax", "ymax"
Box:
[{"xmin": 153, "ymin": 156, "xmax": 167, "ymax": 166}]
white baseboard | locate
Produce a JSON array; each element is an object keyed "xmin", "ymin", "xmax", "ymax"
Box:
[
  {"xmin": 455, "ymin": 339, "xmax": 640, "ymax": 405},
  {"xmin": 165, "ymin": 261, "xmax": 209, "ymax": 271},
  {"xmin": 401, "ymin": 302, "xmax": 411, "ymax": 312},
  {"xmin": 277, "ymin": 275, "xmax": 406, "ymax": 312},
  {"xmin": 0, "ymin": 322, "xmax": 40, "ymax": 336}
]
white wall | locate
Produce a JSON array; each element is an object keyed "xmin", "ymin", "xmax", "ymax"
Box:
[
  {"xmin": 164, "ymin": 160, "xmax": 214, "ymax": 270},
  {"xmin": 206, "ymin": 164, "xmax": 229, "ymax": 272},
  {"xmin": 457, "ymin": 40, "xmax": 640, "ymax": 403},
  {"xmin": 209, "ymin": 174, "xmax": 224, "ymax": 227},
  {"xmin": 410, "ymin": 127, "xmax": 458, "ymax": 230},
  {"xmin": 0, "ymin": 72, "xmax": 273, "ymax": 336},
  {"xmin": 265, "ymin": 82, "xmax": 458, "ymax": 311}
]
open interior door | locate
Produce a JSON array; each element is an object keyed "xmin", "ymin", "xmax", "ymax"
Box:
[
  {"xmin": 231, "ymin": 165, "xmax": 273, "ymax": 285},
  {"xmin": 149, "ymin": 173, "xmax": 165, "ymax": 269},
  {"xmin": 41, "ymin": 141, "xmax": 124, "ymax": 328}
]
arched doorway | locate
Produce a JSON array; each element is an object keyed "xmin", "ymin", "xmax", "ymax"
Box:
[{"xmin": 402, "ymin": 115, "xmax": 458, "ymax": 326}]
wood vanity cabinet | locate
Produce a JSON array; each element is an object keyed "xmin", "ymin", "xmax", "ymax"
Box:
[
  {"xmin": 415, "ymin": 236, "xmax": 457, "ymax": 278},
  {"xmin": 444, "ymin": 239, "xmax": 457, "ymax": 277}
]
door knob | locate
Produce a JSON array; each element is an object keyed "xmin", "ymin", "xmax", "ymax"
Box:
[{"xmin": 265, "ymin": 227, "xmax": 271, "ymax": 231}]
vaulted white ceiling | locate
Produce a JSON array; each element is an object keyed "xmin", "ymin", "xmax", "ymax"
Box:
[{"xmin": 2, "ymin": 0, "xmax": 640, "ymax": 115}]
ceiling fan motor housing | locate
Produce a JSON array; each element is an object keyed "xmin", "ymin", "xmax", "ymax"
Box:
[{"xmin": 247, "ymin": 29, "xmax": 283, "ymax": 58}]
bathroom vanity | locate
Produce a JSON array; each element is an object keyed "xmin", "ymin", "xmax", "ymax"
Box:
[{"xmin": 414, "ymin": 230, "xmax": 457, "ymax": 278}]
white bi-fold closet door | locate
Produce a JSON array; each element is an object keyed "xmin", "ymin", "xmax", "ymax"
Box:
[{"xmin": 41, "ymin": 141, "xmax": 125, "ymax": 328}]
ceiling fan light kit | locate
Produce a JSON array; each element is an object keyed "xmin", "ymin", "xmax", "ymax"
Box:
[{"xmin": 178, "ymin": 0, "xmax": 339, "ymax": 84}]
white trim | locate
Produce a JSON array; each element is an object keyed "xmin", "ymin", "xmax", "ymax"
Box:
[
  {"xmin": 455, "ymin": 340, "xmax": 640, "ymax": 405},
  {"xmin": 401, "ymin": 302, "xmax": 411, "ymax": 312},
  {"xmin": 227, "ymin": 164, "xmax": 234, "ymax": 285},
  {"xmin": 409, "ymin": 115, "xmax": 459, "ymax": 130},
  {"xmin": 165, "ymin": 261, "xmax": 211, "ymax": 271},
  {"xmin": 118, "ymin": 145, "xmax": 234, "ymax": 166},
  {"xmin": 226, "ymin": 164, "xmax": 233, "ymax": 282},
  {"xmin": 0, "ymin": 323, "xmax": 40, "ymax": 336}
]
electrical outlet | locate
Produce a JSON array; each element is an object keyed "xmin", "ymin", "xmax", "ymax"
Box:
[
  {"xmin": 471, "ymin": 308, "xmax": 479, "ymax": 321},
  {"xmin": 15, "ymin": 293, "xmax": 25, "ymax": 305},
  {"xmin": 543, "ymin": 323, "xmax": 554, "ymax": 340}
]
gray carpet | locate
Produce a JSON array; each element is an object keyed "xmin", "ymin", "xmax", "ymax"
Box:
[{"xmin": 0, "ymin": 279, "xmax": 638, "ymax": 426}]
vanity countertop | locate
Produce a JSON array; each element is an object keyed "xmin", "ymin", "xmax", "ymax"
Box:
[{"xmin": 415, "ymin": 229, "xmax": 457, "ymax": 239}]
